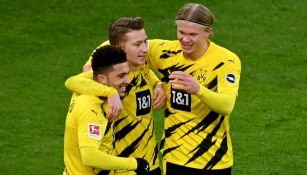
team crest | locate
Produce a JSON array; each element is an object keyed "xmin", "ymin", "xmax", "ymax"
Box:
[
  {"xmin": 88, "ymin": 123, "xmax": 101, "ymax": 140},
  {"xmin": 196, "ymin": 68, "xmax": 207, "ymax": 84},
  {"xmin": 225, "ymin": 73, "xmax": 236, "ymax": 84}
]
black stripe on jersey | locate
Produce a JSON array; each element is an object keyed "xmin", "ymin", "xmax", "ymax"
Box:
[
  {"xmin": 163, "ymin": 145, "xmax": 181, "ymax": 157},
  {"xmin": 124, "ymin": 74, "xmax": 148, "ymax": 98},
  {"xmin": 213, "ymin": 62, "xmax": 224, "ymax": 71},
  {"xmin": 158, "ymin": 64, "xmax": 193, "ymax": 83},
  {"xmin": 228, "ymin": 59, "xmax": 235, "ymax": 63},
  {"xmin": 203, "ymin": 132, "xmax": 228, "ymax": 170},
  {"xmin": 179, "ymin": 111, "xmax": 219, "ymax": 139},
  {"xmin": 160, "ymin": 138, "xmax": 165, "ymax": 150},
  {"xmin": 206, "ymin": 77, "xmax": 217, "ymax": 90},
  {"xmin": 105, "ymin": 122, "xmax": 112, "ymax": 135},
  {"xmin": 114, "ymin": 117, "xmax": 140, "ymax": 143},
  {"xmin": 164, "ymin": 108, "xmax": 174, "ymax": 118},
  {"xmin": 165, "ymin": 118, "xmax": 194, "ymax": 138},
  {"xmin": 139, "ymin": 74, "xmax": 147, "ymax": 88},
  {"xmin": 97, "ymin": 170, "xmax": 110, "ymax": 175},
  {"xmin": 99, "ymin": 104, "xmax": 107, "ymax": 119},
  {"xmin": 125, "ymin": 77, "xmax": 137, "ymax": 96},
  {"xmin": 160, "ymin": 50, "xmax": 182, "ymax": 59},
  {"xmin": 158, "ymin": 68, "xmax": 171, "ymax": 83},
  {"xmin": 143, "ymin": 120, "xmax": 154, "ymax": 148},
  {"xmin": 118, "ymin": 119, "xmax": 151, "ymax": 157},
  {"xmin": 185, "ymin": 116, "xmax": 225, "ymax": 165},
  {"xmin": 153, "ymin": 144, "xmax": 159, "ymax": 165},
  {"xmin": 114, "ymin": 116, "xmax": 126, "ymax": 128}
]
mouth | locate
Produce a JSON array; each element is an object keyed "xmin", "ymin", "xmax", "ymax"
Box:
[
  {"xmin": 138, "ymin": 55, "xmax": 146, "ymax": 60},
  {"xmin": 120, "ymin": 85, "xmax": 127, "ymax": 92},
  {"xmin": 181, "ymin": 43, "xmax": 193, "ymax": 50}
]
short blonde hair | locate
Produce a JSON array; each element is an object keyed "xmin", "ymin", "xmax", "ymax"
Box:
[
  {"xmin": 109, "ymin": 17, "xmax": 145, "ymax": 46},
  {"xmin": 176, "ymin": 3, "xmax": 215, "ymax": 28}
]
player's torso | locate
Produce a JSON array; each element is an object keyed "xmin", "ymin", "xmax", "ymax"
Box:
[
  {"xmin": 64, "ymin": 95, "xmax": 114, "ymax": 175},
  {"xmin": 113, "ymin": 65, "xmax": 159, "ymax": 171},
  {"xmin": 150, "ymin": 40, "xmax": 230, "ymax": 118},
  {"xmin": 149, "ymin": 40, "xmax": 233, "ymax": 169}
]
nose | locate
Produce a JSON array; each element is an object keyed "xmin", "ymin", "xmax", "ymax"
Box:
[
  {"xmin": 141, "ymin": 42, "xmax": 148, "ymax": 53},
  {"xmin": 181, "ymin": 34, "xmax": 190, "ymax": 42},
  {"xmin": 124, "ymin": 75, "xmax": 130, "ymax": 84}
]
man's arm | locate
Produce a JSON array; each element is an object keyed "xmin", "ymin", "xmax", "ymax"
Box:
[
  {"xmin": 80, "ymin": 147, "xmax": 137, "ymax": 170},
  {"xmin": 169, "ymin": 70, "xmax": 238, "ymax": 116},
  {"xmin": 65, "ymin": 72, "xmax": 117, "ymax": 97},
  {"xmin": 148, "ymin": 69, "xmax": 166, "ymax": 109},
  {"xmin": 196, "ymin": 86, "xmax": 236, "ymax": 116},
  {"xmin": 65, "ymin": 72, "xmax": 122, "ymax": 120}
]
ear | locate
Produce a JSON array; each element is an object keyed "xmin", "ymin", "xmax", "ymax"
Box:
[
  {"xmin": 96, "ymin": 74, "xmax": 107, "ymax": 84},
  {"xmin": 206, "ymin": 27, "xmax": 212, "ymax": 36}
]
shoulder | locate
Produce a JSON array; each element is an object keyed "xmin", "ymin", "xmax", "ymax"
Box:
[
  {"xmin": 148, "ymin": 39, "xmax": 180, "ymax": 49},
  {"xmin": 97, "ymin": 40, "xmax": 110, "ymax": 48},
  {"xmin": 74, "ymin": 95, "xmax": 104, "ymax": 108},
  {"xmin": 210, "ymin": 42, "xmax": 240, "ymax": 64}
]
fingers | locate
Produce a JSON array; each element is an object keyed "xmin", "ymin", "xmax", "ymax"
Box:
[
  {"xmin": 169, "ymin": 71, "xmax": 190, "ymax": 86},
  {"xmin": 106, "ymin": 93, "xmax": 123, "ymax": 122},
  {"xmin": 169, "ymin": 71, "xmax": 199, "ymax": 94},
  {"xmin": 153, "ymin": 94, "xmax": 166, "ymax": 109},
  {"xmin": 169, "ymin": 71, "xmax": 189, "ymax": 80},
  {"xmin": 153, "ymin": 86, "xmax": 166, "ymax": 109},
  {"xmin": 107, "ymin": 104, "xmax": 122, "ymax": 122}
]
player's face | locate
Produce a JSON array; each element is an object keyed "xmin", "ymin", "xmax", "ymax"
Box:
[
  {"xmin": 121, "ymin": 29, "xmax": 148, "ymax": 71},
  {"xmin": 105, "ymin": 62, "xmax": 130, "ymax": 97},
  {"xmin": 176, "ymin": 20, "xmax": 211, "ymax": 59}
]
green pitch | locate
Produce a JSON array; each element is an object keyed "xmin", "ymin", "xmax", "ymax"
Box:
[{"xmin": 0, "ymin": 0, "xmax": 306, "ymax": 174}]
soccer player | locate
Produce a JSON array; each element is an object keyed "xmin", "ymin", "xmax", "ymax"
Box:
[
  {"xmin": 65, "ymin": 17, "xmax": 165, "ymax": 175},
  {"xmin": 146, "ymin": 3, "xmax": 241, "ymax": 175},
  {"xmin": 63, "ymin": 46, "xmax": 150, "ymax": 175}
]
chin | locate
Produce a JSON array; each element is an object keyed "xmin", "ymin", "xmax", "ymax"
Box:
[
  {"xmin": 182, "ymin": 48, "xmax": 193, "ymax": 55},
  {"xmin": 118, "ymin": 92, "xmax": 125, "ymax": 97},
  {"xmin": 139, "ymin": 59, "xmax": 146, "ymax": 64}
]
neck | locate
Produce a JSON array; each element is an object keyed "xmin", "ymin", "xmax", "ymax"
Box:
[
  {"xmin": 128, "ymin": 63, "xmax": 138, "ymax": 72},
  {"xmin": 184, "ymin": 49, "xmax": 206, "ymax": 61}
]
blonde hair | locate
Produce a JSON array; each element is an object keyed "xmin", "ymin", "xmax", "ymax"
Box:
[
  {"xmin": 109, "ymin": 17, "xmax": 145, "ymax": 46},
  {"xmin": 176, "ymin": 3, "xmax": 215, "ymax": 28}
]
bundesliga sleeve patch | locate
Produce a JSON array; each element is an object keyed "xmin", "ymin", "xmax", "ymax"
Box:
[
  {"xmin": 88, "ymin": 123, "xmax": 101, "ymax": 140},
  {"xmin": 225, "ymin": 73, "xmax": 236, "ymax": 84}
]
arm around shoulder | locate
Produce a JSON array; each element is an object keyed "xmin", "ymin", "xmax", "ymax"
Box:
[{"xmin": 64, "ymin": 72, "xmax": 117, "ymax": 97}]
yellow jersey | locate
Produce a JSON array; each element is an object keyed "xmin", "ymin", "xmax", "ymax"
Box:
[
  {"xmin": 147, "ymin": 39, "xmax": 241, "ymax": 170},
  {"xmin": 63, "ymin": 94, "xmax": 113, "ymax": 175}
]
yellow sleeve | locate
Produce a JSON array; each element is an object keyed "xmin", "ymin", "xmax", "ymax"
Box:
[
  {"xmin": 83, "ymin": 40, "xmax": 110, "ymax": 69},
  {"xmin": 196, "ymin": 57, "xmax": 241, "ymax": 116},
  {"xmin": 64, "ymin": 72, "xmax": 117, "ymax": 97},
  {"xmin": 80, "ymin": 147, "xmax": 137, "ymax": 171},
  {"xmin": 148, "ymin": 69, "xmax": 161, "ymax": 88},
  {"xmin": 75, "ymin": 97, "xmax": 137, "ymax": 171},
  {"xmin": 147, "ymin": 39, "xmax": 163, "ymax": 71},
  {"xmin": 196, "ymin": 85, "xmax": 236, "ymax": 116},
  {"xmin": 83, "ymin": 57, "xmax": 92, "ymax": 69}
]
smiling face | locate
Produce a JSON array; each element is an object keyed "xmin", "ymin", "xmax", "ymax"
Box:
[
  {"xmin": 100, "ymin": 62, "xmax": 130, "ymax": 97},
  {"xmin": 120, "ymin": 29, "xmax": 148, "ymax": 71},
  {"xmin": 176, "ymin": 20, "xmax": 211, "ymax": 60}
]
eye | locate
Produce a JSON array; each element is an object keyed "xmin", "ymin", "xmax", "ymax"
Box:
[
  {"xmin": 134, "ymin": 42, "xmax": 141, "ymax": 47},
  {"xmin": 179, "ymin": 31, "xmax": 185, "ymax": 35},
  {"xmin": 118, "ymin": 73, "xmax": 126, "ymax": 78}
]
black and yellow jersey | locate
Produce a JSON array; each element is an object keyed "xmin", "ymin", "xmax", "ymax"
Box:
[{"xmin": 147, "ymin": 39, "xmax": 241, "ymax": 170}]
